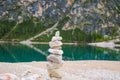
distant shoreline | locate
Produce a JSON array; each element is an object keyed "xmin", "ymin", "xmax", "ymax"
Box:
[
  {"xmin": 0, "ymin": 40, "xmax": 120, "ymax": 48},
  {"xmin": 0, "ymin": 41, "xmax": 18, "ymax": 43},
  {"xmin": 88, "ymin": 40, "xmax": 120, "ymax": 50},
  {"xmin": 0, "ymin": 40, "xmax": 80, "ymax": 45}
]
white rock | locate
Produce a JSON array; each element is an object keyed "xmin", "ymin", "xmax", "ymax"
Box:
[
  {"xmin": 55, "ymin": 31, "xmax": 60, "ymax": 37},
  {"xmin": 51, "ymin": 46, "xmax": 62, "ymax": 50},
  {"xmin": 22, "ymin": 69, "xmax": 31, "ymax": 76},
  {"xmin": 48, "ymin": 49, "xmax": 63, "ymax": 55},
  {"xmin": 47, "ymin": 31, "xmax": 63, "ymax": 79},
  {"xmin": 47, "ymin": 69, "xmax": 62, "ymax": 78},
  {"xmin": 0, "ymin": 73, "xmax": 20, "ymax": 80},
  {"xmin": 47, "ymin": 62, "xmax": 63, "ymax": 70},
  {"xmin": 52, "ymin": 36, "xmax": 62, "ymax": 41},
  {"xmin": 47, "ymin": 54, "xmax": 62, "ymax": 64},
  {"xmin": 21, "ymin": 74, "xmax": 40, "ymax": 80},
  {"xmin": 49, "ymin": 41, "xmax": 62, "ymax": 48}
]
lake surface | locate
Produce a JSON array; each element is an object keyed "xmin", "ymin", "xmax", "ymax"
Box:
[{"xmin": 0, "ymin": 43, "xmax": 120, "ymax": 62}]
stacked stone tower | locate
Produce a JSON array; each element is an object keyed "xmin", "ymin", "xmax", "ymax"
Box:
[{"xmin": 47, "ymin": 31, "xmax": 63, "ymax": 79}]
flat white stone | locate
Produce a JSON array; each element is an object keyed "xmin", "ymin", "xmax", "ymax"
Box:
[
  {"xmin": 55, "ymin": 31, "xmax": 60, "ymax": 37},
  {"xmin": 51, "ymin": 46, "xmax": 62, "ymax": 50},
  {"xmin": 21, "ymin": 74, "xmax": 39, "ymax": 80},
  {"xmin": 48, "ymin": 49, "xmax": 63, "ymax": 55},
  {"xmin": 47, "ymin": 54, "xmax": 62, "ymax": 64},
  {"xmin": 52, "ymin": 36, "xmax": 62, "ymax": 41},
  {"xmin": 47, "ymin": 62, "xmax": 63, "ymax": 70},
  {"xmin": 49, "ymin": 41, "xmax": 62, "ymax": 48},
  {"xmin": 0, "ymin": 73, "xmax": 20, "ymax": 80}
]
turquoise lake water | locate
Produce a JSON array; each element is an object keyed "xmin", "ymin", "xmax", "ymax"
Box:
[{"xmin": 0, "ymin": 43, "xmax": 120, "ymax": 62}]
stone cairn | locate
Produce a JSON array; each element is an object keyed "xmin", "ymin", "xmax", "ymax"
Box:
[{"xmin": 47, "ymin": 31, "xmax": 63, "ymax": 79}]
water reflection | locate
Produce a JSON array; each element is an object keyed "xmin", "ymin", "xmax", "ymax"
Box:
[
  {"xmin": 0, "ymin": 43, "xmax": 120, "ymax": 62},
  {"xmin": 62, "ymin": 45, "xmax": 120, "ymax": 61},
  {"xmin": 24, "ymin": 44, "xmax": 48, "ymax": 56},
  {"xmin": 0, "ymin": 43, "xmax": 47, "ymax": 62}
]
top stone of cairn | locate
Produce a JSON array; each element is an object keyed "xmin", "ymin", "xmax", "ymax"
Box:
[
  {"xmin": 55, "ymin": 31, "xmax": 60, "ymax": 37},
  {"xmin": 52, "ymin": 31, "xmax": 62, "ymax": 41}
]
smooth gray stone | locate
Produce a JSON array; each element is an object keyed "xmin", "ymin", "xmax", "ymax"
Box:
[
  {"xmin": 47, "ymin": 62, "xmax": 63, "ymax": 70},
  {"xmin": 47, "ymin": 54, "xmax": 62, "ymax": 64},
  {"xmin": 51, "ymin": 36, "xmax": 62, "ymax": 41},
  {"xmin": 49, "ymin": 41, "xmax": 62, "ymax": 48},
  {"xmin": 48, "ymin": 49, "xmax": 63, "ymax": 55}
]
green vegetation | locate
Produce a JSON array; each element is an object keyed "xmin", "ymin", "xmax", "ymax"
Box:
[
  {"xmin": 61, "ymin": 29, "xmax": 88, "ymax": 43},
  {"xmin": 32, "ymin": 30, "xmax": 57, "ymax": 42},
  {"xmin": 57, "ymin": 16, "xmax": 70, "ymax": 29},
  {"xmin": 0, "ymin": 20, "xmax": 16, "ymax": 39},
  {"xmin": 114, "ymin": 41, "xmax": 120, "ymax": 44},
  {"xmin": 109, "ymin": 27, "xmax": 118, "ymax": 38},
  {"xmin": 0, "ymin": 19, "xmax": 51, "ymax": 41},
  {"xmin": 0, "ymin": 0, "xmax": 119, "ymax": 43},
  {"xmin": 87, "ymin": 32, "xmax": 110, "ymax": 42},
  {"xmin": 4, "ymin": 19, "xmax": 46, "ymax": 41},
  {"xmin": 32, "ymin": 28, "xmax": 107, "ymax": 43},
  {"xmin": 0, "ymin": 18, "xmax": 116, "ymax": 43}
]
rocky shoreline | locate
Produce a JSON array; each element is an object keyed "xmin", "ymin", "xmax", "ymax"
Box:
[
  {"xmin": 88, "ymin": 40, "xmax": 120, "ymax": 51},
  {"xmin": 0, "ymin": 61, "xmax": 120, "ymax": 80}
]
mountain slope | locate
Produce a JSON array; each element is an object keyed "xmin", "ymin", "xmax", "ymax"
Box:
[{"xmin": 0, "ymin": 0, "xmax": 120, "ymax": 42}]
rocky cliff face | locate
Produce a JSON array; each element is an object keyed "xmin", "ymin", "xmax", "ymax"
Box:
[{"xmin": 0, "ymin": 0, "xmax": 120, "ymax": 36}]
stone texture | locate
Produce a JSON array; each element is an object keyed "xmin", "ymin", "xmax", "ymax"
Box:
[
  {"xmin": 47, "ymin": 31, "xmax": 63, "ymax": 79},
  {"xmin": 0, "ymin": 0, "xmax": 119, "ymax": 36},
  {"xmin": 0, "ymin": 73, "xmax": 20, "ymax": 80},
  {"xmin": 47, "ymin": 69, "xmax": 62, "ymax": 78},
  {"xmin": 51, "ymin": 46, "xmax": 62, "ymax": 50},
  {"xmin": 47, "ymin": 54, "xmax": 62, "ymax": 64},
  {"xmin": 49, "ymin": 41, "xmax": 62, "ymax": 48},
  {"xmin": 52, "ymin": 36, "xmax": 62, "ymax": 41},
  {"xmin": 47, "ymin": 62, "xmax": 63, "ymax": 70},
  {"xmin": 48, "ymin": 49, "xmax": 63, "ymax": 55}
]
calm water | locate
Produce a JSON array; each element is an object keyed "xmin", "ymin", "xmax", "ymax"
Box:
[{"xmin": 0, "ymin": 43, "xmax": 120, "ymax": 62}]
